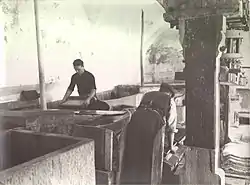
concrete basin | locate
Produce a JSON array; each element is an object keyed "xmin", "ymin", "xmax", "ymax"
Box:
[{"xmin": 0, "ymin": 129, "xmax": 95, "ymax": 185}]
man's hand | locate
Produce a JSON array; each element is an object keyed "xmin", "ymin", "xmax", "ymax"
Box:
[
  {"xmin": 170, "ymin": 146, "xmax": 178, "ymax": 154},
  {"xmin": 81, "ymin": 98, "xmax": 91, "ymax": 108},
  {"xmin": 59, "ymin": 99, "xmax": 67, "ymax": 105}
]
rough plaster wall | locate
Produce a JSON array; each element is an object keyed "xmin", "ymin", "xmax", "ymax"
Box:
[
  {"xmin": 0, "ymin": 140, "xmax": 96, "ymax": 185},
  {"xmin": 1, "ymin": 0, "xmax": 249, "ymax": 101},
  {"xmin": 0, "ymin": 20, "xmax": 6, "ymax": 87},
  {"xmin": 0, "ymin": 0, "xmax": 170, "ymax": 101},
  {"xmin": 37, "ymin": 2, "xmax": 144, "ymax": 99},
  {"xmin": 0, "ymin": 0, "xmax": 38, "ymax": 86}
]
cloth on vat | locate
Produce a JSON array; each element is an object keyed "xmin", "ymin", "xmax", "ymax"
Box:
[
  {"xmin": 120, "ymin": 91, "xmax": 171, "ymax": 184},
  {"xmin": 221, "ymin": 142, "xmax": 250, "ymax": 179}
]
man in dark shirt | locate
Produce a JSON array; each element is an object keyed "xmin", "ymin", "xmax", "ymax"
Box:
[{"xmin": 61, "ymin": 59, "xmax": 110, "ymax": 110}]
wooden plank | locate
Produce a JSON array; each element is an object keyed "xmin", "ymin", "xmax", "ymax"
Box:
[
  {"xmin": 96, "ymin": 170, "xmax": 114, "ymax": 185},
  {"xmin": 104, "ymin": 129, "xmax": 114, "ymax": 172},
  {"xmin": 0, "ymin": 110, "xmax": 75, "ymax": 117},
  {"xmin": 115, "ymin": 127, "xmax": 128, "ymax": 185},
  {"xmin": 60, "ymin": 100, "xmax": 85, "ymax": 107},
  {"xmin": 179, "ymin": 147, "xmax": 220, "ymax": 185}
]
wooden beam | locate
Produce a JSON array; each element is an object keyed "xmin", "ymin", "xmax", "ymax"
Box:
[
  {"xmin": 33, "ymin": 0, "xmax": 47, "ymax": 110},
  {"xmin": 161, "ymin": 0, "xmax": 242, "ymax": 18}
]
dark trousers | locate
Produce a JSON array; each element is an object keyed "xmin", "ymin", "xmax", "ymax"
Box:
[{"xmin": 87, "ymin": 98, "xmax": 110, "ymax": 110}]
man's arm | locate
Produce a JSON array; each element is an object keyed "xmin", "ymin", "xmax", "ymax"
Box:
[
  {"xmin": 86, "ymin": 73, "xmax": 97, "ymax": 101},
  {"xmin": 166, "ymin": 98, "xmax": 178, "ymax": 153},
  {"xmin": 86, "ymin": 89, "xmax": 96, "ymax": 101},
  {"xmin": 62, "ymin": 89, "xmax": 73, "ymax": 103},
  {"xmin": 61, "ymin": 76, "xmax": 75, "ymax": 103}
]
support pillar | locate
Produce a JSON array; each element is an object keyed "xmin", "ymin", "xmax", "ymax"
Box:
[
  {"xmin": 179, "ymin": 15, "xmax": 225, "ymax": 185},
  {"xmin": 159, "ymin": 0, "xmax": 242, "ymax": 184},
  {"xmin": 183, "ymin": 15, "xmax": 224, "ymax": 149},
  {"xmin": 158, "ymin": 0, "xmax": 249, "ymax": 184}
]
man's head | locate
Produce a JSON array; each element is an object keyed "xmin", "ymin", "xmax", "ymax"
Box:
[
  {"xmin": 159, "ymin": 82, "xmax": 175, "ymax": 98},
  {"xmin": 73, "ymin": 59, "xmax": 84, "ymax": 75}
]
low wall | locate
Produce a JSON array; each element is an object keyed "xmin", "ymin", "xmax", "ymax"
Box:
[{"xmin": 0, "ymin": 130, "xmax": 96, "ymax": 185}]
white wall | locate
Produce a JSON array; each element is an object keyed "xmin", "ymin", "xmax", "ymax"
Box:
[
  {"xmin": 1, "ymin": 0, "xmax": 250, "ymax": 102},
  {"xmin": 0, "ymin": 0, "xmax": 175, "ymax": 101},
  {"xmin": 0, "ymin": 21, "xmax": 5, "ymax": 87},
  {"xmin": 241, "ymin": 31, "xmax": 250, "ymax": 87}
]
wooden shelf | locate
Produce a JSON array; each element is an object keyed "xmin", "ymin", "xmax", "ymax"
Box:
[{"xmin": 220, "ymin": 82, "xmax": 250, "ymax": 89}]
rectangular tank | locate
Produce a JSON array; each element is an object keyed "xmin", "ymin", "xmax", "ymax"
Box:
[{"xmin": 0, "ymin": 129, "xmax": 95, "ymax": 185}]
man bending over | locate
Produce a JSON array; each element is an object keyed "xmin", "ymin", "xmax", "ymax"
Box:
[{"xmin": 61, "ymin": 59, "xmax": 109, "ymax": 110}]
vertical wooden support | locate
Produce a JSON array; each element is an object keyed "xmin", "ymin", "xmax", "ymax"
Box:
[
  {"xmin": 179, "ymin": 15, "xmax": 226, "ymax": 185},
  {"xmin": 104, "ymin": 129, "xmax": 113, "ymax": 172},
  {"xmin": 184, "ymin": 15, "xmax": 224, "ymax": 149},
  {"xmin": 33, "ymin": 0, "xmax": 47, "ymax": 110},
  {"xmin": 229, "ymin": 39, "xmax": 232, "ymax": 52},
  {"xmin": 140, "ymin": 9, "xmax": 145, "ymax": 87}
]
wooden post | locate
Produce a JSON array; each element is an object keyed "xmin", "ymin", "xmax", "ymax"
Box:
[
  {"xmin": 140, "ymin": 9, "xmax": 144, "ymax": 87},
  {"xmin": 177, "ymin": 15, "xmax": 226, "ymax": 184},
  {"xmin": 183, "ymin": 15, "xmax": 224, "ymax": 149},
  {"xmin": 158, "ymin": 0, "xmax": 249, "ymax": 184},
  {"xmin": 33, "ymin": 0, "xmax": 47, "ymax": 110}
]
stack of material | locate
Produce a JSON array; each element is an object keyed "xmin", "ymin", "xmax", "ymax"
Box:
[{"xmin": 221, "ymin": 142, "xmax": 250, "ymax": 179}]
